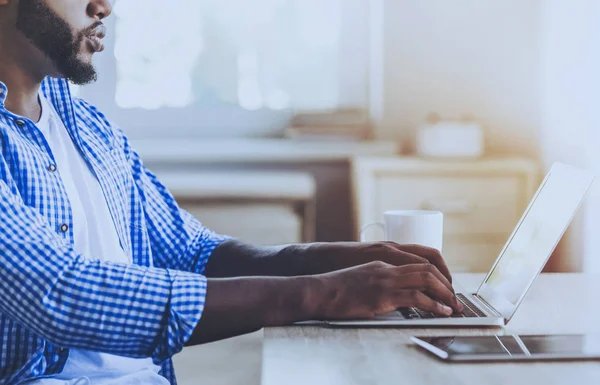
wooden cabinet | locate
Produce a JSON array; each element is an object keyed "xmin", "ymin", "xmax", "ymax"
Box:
[
  {"xmin": 352, "ymin": 157, "xmax": 538, "ymax": 272},
  {"xmin": 155, "ymin": 171, "xmax": 316, "ymax": 245}
]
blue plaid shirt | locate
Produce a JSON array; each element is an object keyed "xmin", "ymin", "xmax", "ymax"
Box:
[{"xmin": 0, "ymin": 78, "xmax": 227, "ymax": 385}]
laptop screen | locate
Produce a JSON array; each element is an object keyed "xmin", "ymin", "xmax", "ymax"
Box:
[{"xmin": 477, "ymin": 163, "xmax": 594, "ymax": 321}]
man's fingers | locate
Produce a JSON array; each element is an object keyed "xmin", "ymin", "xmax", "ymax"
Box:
[
  {"xmin": 389, "ymin": 243, "xmax": 453, "ymax": 283},
  {"xmin": 393, "ymin": 263, "xmax": 454, "ymax": 294},
  {"xmin": 376, "ymin": 243, "xmax": 428, "ymax": 265},
  {"xmin": 396, "ymin": 290, "xmax": 453, "ymax": 316},
  {"xmin": 394, "ymin": 269, "xmax": 462, "ymax": 312}
]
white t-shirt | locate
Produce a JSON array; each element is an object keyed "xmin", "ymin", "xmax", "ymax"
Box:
[{"xmin": 30, "ymin": 95, "xmax": 168, "ymax": 385}]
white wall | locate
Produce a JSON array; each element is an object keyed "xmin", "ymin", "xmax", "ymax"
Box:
[
  {"xmin": 376, "ymin": 0, "xmax": 600, "ymax": 272},
  {"xmin": 377, "ymin": 0, "xmax": 541, "ymax": 156},
  {"xmin": 540, "ymin": 0, "xmax": 600, "ymax": 272}
]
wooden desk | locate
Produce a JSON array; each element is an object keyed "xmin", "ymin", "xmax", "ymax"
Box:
[{"xmin": 261, "ymin": 274, "xmax": 600, "ymax": 385}]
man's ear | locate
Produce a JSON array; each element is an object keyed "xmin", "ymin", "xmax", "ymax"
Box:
[{"xmin": 0, "ymin": 0, "xmax": 10, "ymax": 6}]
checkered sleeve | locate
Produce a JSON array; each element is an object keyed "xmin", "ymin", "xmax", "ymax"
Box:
[
  {"xmin": 0, "ymin": 178, "xmax": 206, "ymax": 361},
  {"xmin": 75, "ymin": 99, "xmax": 228, "ymax": 274},
  {"xmin": 99, "ymin": 120, "xmax": 229, "ymax": 274}
]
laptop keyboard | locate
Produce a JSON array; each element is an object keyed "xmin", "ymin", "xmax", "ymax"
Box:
[{"xmin": 398, "ymin": 293, "xmax": 487, "ymax": 319}]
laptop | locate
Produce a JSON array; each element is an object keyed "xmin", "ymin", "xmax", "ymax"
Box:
[{"xmin": 327, "ymin": 162, "xmax": 594, "ymax": 327}]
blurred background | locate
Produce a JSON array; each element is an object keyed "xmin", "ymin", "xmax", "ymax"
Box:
[
  {"xmin": 75, "ymin": 1, "xmax": 599, "ymax": 382},
  {"xmin": 75, "ymin": 0, "xmax": 600, "ymax": 274}
]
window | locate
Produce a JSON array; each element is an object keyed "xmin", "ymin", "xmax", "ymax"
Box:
[{"xmin": 79, "ymin": 0, "xmax": 373, "ymax": 138}]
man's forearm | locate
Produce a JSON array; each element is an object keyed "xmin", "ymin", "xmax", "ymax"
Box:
[
  {"xmin": 189, "ymin": 253, "xmax": 461, "ymax": 345},
  {"xmin": 187, "ymin": 275, "xmax": 319, "ymax": 345},
  {"xmin": 203, "ymin": 239, "xmax": 310, "ymax": 277},
  {"xmin": 204, "ymin": 240, "xmax": 452, "ymax": 282},
  {"xmin": 203, "ymin": 239, "xmax": 370, "ymax": 278}
]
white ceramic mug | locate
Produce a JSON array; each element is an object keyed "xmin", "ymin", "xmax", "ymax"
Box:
[{"xmin": 360, "ymin": 210, "xmax": 444, "ymax": 251}]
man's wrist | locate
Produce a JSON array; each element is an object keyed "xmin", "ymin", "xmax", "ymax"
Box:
[
  {"xmin": 264, "ymin": 274, "xmax": 325, "ymax": 324},
  {"xmin": 297, "ymin": 274, "xmax": 326, "ymax": 321},
  {"xmin": 278, "ymin": 242, "xmax": 358, "ymax": 276},
  {"xmin": 272, "ymin": 243, "xmax": 313, "ymax": 276}
]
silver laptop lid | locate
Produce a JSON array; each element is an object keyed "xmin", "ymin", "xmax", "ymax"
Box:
[{"xmin": 477, "ymin": 162, "xmax": 594, "ymax": 322}]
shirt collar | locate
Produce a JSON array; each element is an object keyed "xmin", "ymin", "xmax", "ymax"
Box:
[
  {"xmin": 0, "ymin": 77, "xmax": 81, "ymax": 147},
  {"xmin": 0, "ymin": 77, "xmax": 70, "ymax": 109},
  {"xmin": 0, "ymin": 81, "xmax": 7, "ymax": 108}
]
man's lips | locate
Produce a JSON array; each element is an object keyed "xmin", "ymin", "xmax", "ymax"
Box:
[
  {"xmin": 92, "ymin": 24, "xmax": 107, "ymax": 39},
  {"xmin": 85, "ymin": 24, "xmax": 106, "ymax": 53}
]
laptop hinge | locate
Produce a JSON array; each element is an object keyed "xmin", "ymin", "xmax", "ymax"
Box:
[{"xmin": 473, "ymin": 294, "xmax": 504, "ymax": 319}]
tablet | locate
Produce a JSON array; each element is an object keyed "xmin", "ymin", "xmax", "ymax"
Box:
[{"xmin": 411, "ymin": 335, "xmax": 600, "ymax": 361}]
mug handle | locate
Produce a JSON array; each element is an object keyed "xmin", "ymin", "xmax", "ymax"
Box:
[{"xmin": 360, "ymin": 222, "xmax": 385, "ymax": 242}]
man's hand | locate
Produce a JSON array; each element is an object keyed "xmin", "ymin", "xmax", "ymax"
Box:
[
  {"xmin": 297, "ymin": 241, "xmax": 453, "ymax": 284},
  {"xmin": 191, "ymin": 259, "xmax": 462, "ymax": 345},
  {"xmin": 308, "ymin": 261, "xmax": 463, "ymax": 319},
  {"xmin": 196, "ymin": 240, "xmax": 460, "ymax": 344}
]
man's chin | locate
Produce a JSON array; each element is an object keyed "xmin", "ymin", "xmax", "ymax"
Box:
[
  {"xmin": 67, "ymin": 72, "xmax": 98, "ymax": 86},
  {"xmin": 60, "ymin": 62, "xmax": 98, "ymax": 85}
]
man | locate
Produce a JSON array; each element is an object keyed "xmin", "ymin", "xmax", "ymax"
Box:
[{"xmin": 0, "ymin": 1, "xmax": 463, "ymax": 384}]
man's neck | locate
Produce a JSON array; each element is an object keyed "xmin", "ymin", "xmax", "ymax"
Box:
[
  {"xmin": 0, "ymin": 62, "xmax": 45, "ymax": 122},
  {"xmin": 0, "ymin": 33, "xmax": 48, "ymax": 122}
]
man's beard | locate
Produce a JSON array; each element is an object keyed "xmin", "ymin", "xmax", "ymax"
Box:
[{"xmin": 16, "ymin": 0, "xmax": 98, "ymax": 85}]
